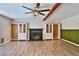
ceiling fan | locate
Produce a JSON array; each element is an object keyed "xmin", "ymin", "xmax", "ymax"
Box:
[{"xmin": 22, "ymin": 3, "xmax": 50, "ymax": 16}]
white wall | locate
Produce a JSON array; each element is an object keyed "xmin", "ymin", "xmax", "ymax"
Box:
[
  {"xmin": 61, "ymin": 15, "xmax": 79, "ymax": 29},
  {"xmin": 0, "ymin": 15, "xmax": 12, "ymax": 43},
  {"xmin": 12, "ymin": 16, "xmax": 46, "ymax": 40},
  {"xmin": 14, "ymin": 16, "xmax": 45, "ymax": 29},
  {"xmin": 12, "ymin": 17, "xmax": 58, "ymax": 40},
  {"xmin": 12, "ymin": 16, "xmax": 61, "ymax": 40}
]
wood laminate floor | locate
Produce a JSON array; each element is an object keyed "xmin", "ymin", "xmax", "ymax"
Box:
[{"xmin": 0, "ymin": 40, "xmax": 79, "ymax": 56}]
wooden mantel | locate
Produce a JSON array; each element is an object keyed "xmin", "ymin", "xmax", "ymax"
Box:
[{"xmin": 43, "ymin": 3, "xmax": 61, "ymax": 21}]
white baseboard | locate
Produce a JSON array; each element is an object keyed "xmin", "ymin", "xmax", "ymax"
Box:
[
  {"xmin": 0, "ymin": 40, "xmax": 10, "ymax": 46},
  {"xmin": 62, "ymin": 39, "xmax": 79, "ymax": 46}
]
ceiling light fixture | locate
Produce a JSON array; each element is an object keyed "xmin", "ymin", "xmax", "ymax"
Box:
[
  {"xmin": 34, "ymin": 7, "xmax": 39, "ymax": 16},
  {"xmin": 34, "ymin": 12, "xmax": 39, "ymax": 16}
]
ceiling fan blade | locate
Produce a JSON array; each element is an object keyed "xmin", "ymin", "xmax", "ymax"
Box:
[
  {"xmin": 22, "ymin": 6, "xmax": 34, "ymax": 11},
  {"xmin": 36, "ymin": 3, "xmax": 40, "ymax": 8},
  {"xmin": 39, "ymin": 12, "xmax": 45, "ymax": 16},
  {"xmin": 39, "ymin": 9, "xmax": 50, "ymax": 12},
  {"xmin": 25, "ymin": 12, "xmax": 34, "ymax": 14}
]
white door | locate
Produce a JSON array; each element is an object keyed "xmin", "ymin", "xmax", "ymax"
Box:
[{"xmin": 18, "ymin": 24, "xmax": 26, "ymax": 40}]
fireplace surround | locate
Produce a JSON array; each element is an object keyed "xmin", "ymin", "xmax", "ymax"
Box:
[{"xmin": 29, "ymin": 29, "xmax": 43, "ymax": 41}]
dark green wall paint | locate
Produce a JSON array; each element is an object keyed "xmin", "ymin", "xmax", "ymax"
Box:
[{"xmin": 61, "ymin": 29, "xmax": 79, "ymax": 44}]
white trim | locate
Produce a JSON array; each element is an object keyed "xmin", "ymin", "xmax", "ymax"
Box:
[
  {"xmin": 28, "ymin": 30, "xmax": 30, "ymax": 40},
  {"xmin": 0, "ymin": 40, "xmax": 10, "ymax": 46},
  {"xmin": 62, "ymin": 39, "xmax": 79, "ymax": 46},
  {"xmin": 18, "ymin": 24, "xmax": 19, "ymax": 40},
  {"xmin": 57, "ymin": 24, "xmax": 60, "ymax": 39},
  {"xmin": 52, "ymin": 24, "xmax": 53, "ymax": 39}
]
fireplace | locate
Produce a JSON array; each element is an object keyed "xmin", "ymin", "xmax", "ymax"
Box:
[{"xmin": 29, "ymin": 29, "xmax": 43, "ymax": 41}]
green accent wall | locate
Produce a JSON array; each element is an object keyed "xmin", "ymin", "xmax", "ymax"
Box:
[{"xmin": 61, "ymin": 29, "xmax": 79, "ymax": 44}]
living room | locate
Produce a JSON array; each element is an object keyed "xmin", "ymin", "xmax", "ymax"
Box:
[{"xmin": 0, "ymin": 3, "xmax": 79, "ymax": 56}]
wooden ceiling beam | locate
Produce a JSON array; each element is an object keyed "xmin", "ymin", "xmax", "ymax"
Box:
[{"xmin": 43, "ymin": 3, "xmax": 61, "ymax": 21}]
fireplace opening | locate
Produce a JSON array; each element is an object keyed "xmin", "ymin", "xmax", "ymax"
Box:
[{"xmin": 29, "ymin": 29, "xmax": 43, "ymax": 41}]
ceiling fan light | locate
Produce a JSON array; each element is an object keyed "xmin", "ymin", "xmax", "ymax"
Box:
[{"xmin": 34, "ymin": 12, "xmax": 39, "ymax": 16}]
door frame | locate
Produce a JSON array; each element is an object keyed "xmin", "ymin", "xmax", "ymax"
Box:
[{"xmin": 18, "ymin": 23, "xmax": 27, "ymax": 40}]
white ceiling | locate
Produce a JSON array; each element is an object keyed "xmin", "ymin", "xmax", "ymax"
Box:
[
  {"xmin": 46, "ymin": 3, "xmax": 79, "ymax": 23},
  {"xmin": 0, "ymin": 3, "xmax": 79, "ymax": 22},
  {"xmin": 0, "ymin": 3, "xmax": 53, "ymax": 20}
]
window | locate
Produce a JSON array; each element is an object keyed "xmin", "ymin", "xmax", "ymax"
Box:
[
  {"xmin": 19, "ymin": 24, "xmax": 22, "ymax": 33},
  {"xmin": 46, "ymin": 24, "xmax": 52, "ymax": 33},
  {"xmin": 23, "ymin": 24, "xmax": 26, "ymax": 33},
  {"xmin": 46, "ymin": 24, "xmax": 49, "ymax": 33},
  {"xmin": 50, "ymin": 24, "xmax": 52, "ymax": 33}
]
